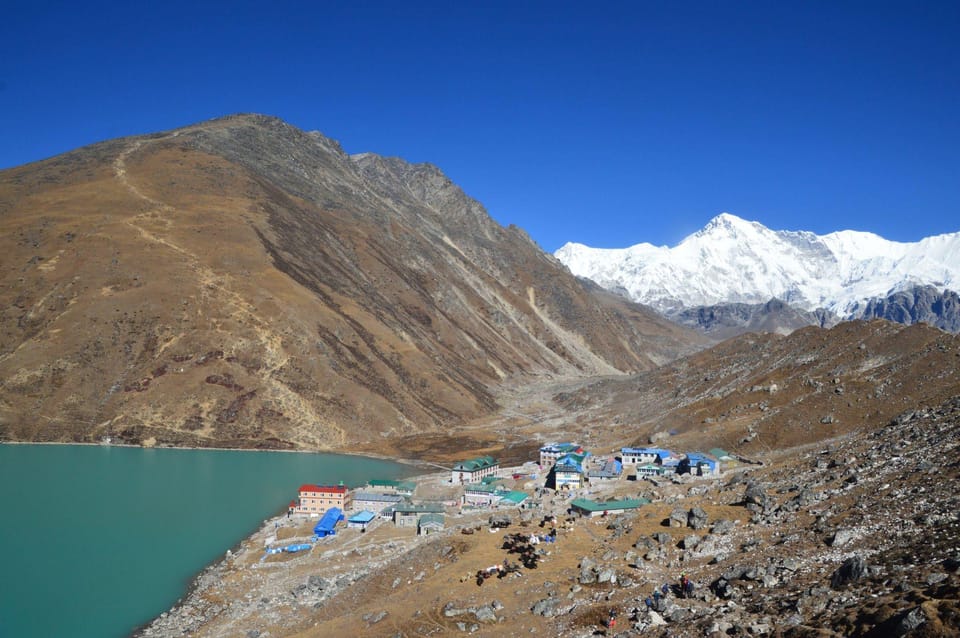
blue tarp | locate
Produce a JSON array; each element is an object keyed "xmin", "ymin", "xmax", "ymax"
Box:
[
  {"xmin": 284, "ymin": 543, "xmax": 312, "ymax": 553},
  {"xmin": 313, "ymin": 507, "xmax": 344, "ymax": 537}
]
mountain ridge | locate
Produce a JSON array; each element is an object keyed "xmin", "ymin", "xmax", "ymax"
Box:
[
  {"xmin": 555, "ymin": 212, "xmax": 960, "ymax": 323},
  {"xmin": 0, "ymin": 113, "xmax": 703, "ymax": 452}
]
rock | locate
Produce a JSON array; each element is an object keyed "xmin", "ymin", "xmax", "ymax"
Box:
[
  {"xmin": 579, "ymin": 557, "xmax": 599, "ymax": 584},
  {"xmin": 666, "ymin": 606, "xmax": 691, "ymax": 622},
  {"xmin": 943, "ymin": 557, "xmax": 960, "ymax": 572},
  {"xmin": 711, "ymin": 519, "xmax": 735, "ymax": 535},
  {"xmin": 648, "ymin": 610, "xmax": 667, "ymax": 626},
  {"xmin": 891, "ymin": 606, "xmax": 927, "ymax": 637},
  {"xmin": 743, "ymin": 481, "xmax": 770, "ymax": 511},
  {"xmin": 531, "ymin": 597, "xmax": 561, "ymax": 617},
  {"xmin": 444, "ymin": 603, "xmax": 468, "ymax": 617},
  {"xmin": 711, "ymin": 577, "xmax": 737, "ymax": 599},
  {"xmin": 653, "ymin": 532, "xmax": 672, "ymax": 545},
  {"xmin": 828, "ymin": 529, "xmax": 856, "ymax": 547},
  {"xmin": 681, "ymin": 534, "xmax": 700, "ymax": 550},
  {"xmin": 669, "ymin": 508, "xmax": 687, "ymax": 528},
  {"xmin": 597, "ymin": 568, "xmax": 617, "ymax": 584},
  {"xmin": 780, "ymin": 558, "xmax": 799, "ymax": 572},
  {"xmin": 307, "ymin": 575, "xmax": 326, "ymax": 591},
  {"xmin": 474, "ymin": 605, "xmax": 497, "ymax": 623},
  {"xmin": 925, "ymin": 572, "xmax": 948, "ymax": 586},
  {"xmin": 688, "ymin": 507, "xmax": 709, "ymax": 530},
  {"xmin": 649, "ymin": 431, "xmax": 669, "ymax": 444},
  {"xmin": 365, "ymin": 611, "xmax": 388, "ymax": 624},
  {"xmin": 830, "ymin": 555, "xmax": 869, "ymax": 589}
]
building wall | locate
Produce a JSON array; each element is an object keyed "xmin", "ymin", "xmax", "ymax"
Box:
[
  {"xmin": 451, "ymin": 463, "xmax": 500, "ymax": 485},
  {"xmin": 555, "ymin": 471, "xmax": 582, "ymax": 489},
  {"xmin": 352, "ymin": 496, "xmax": 401, "ymax": 514},
  {"xmin": 293, "ymin": 488, "xmax": 351, "ymax": 515}
]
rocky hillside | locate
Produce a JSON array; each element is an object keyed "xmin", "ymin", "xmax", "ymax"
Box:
[
  {"xmin": 853, "ymin": 285, "xmax": 960, "ymax": 333},
  {"xmin": 0, "ymin": 114, "xmax": 702, "ymax": 451},
  {"xmin": 479, "ymin": 320, "xmax": 960, "ymax": 462},
  {"xmin": 138, "ymin": 394, "xmax": 960, "ymax": 638},
  {"xmin": 671, "ymin": 298, "xmax": 836, "ymax": 340}
]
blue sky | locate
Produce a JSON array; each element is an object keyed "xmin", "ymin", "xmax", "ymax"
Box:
[{"xmin": 2, "ymin": 1, "xmax": 958, "ymax": 252}]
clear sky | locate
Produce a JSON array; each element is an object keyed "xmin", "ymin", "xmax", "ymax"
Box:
[{"xmin": 2, "ymin": 1, "xmax": 958, "ymax": 252}]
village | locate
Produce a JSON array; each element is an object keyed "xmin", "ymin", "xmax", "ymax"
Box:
[
  {"xmin": 268, "ymin": 443, "xmax": 733, "ymax": 551},
  {"xmin": 139, "ymin": 442, "xmax": 761, "ymax": 637}
]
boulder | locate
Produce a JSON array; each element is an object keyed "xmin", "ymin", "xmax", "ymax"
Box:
[
  {"xmin": 579, "ymin": 557, "xmax": 599, "ymax": 584},
  {"xmin": 681, "ymin": 534, "xmax": 700, "ymax": 550},
  {"xmin": 830, "ymin": 555, "xmax": 869, "ymax": 589},
  {"xmin": 828, "ymin": 529, "xmax": 856, "ymax": 547},
  {"xmin": 531, "ymin": 597, "xmax": 562, "ymax": 617},
  {"xmin": 891, "ymin": 606, "xmax": 927, "ymax": 637},
  {"xmin": 688, "ymin": 507, "xmax": 709, "ymax": 530},
  {"xmin": 473, "ymin": 605, "xmax": 497, "ymax": 623}
]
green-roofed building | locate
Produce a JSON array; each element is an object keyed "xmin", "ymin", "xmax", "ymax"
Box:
[
  {"xmin": 570, "ymin": 497, "xmax": 651, "ymax": 518},
  {"xmin": 418, "ymin": 513, "xmax": 445, "ymax": 536},
  {"xmin": 462, "ymin": 483, "xmax": 506, "ymax": 507},
  {"xmin": 499, "ymin": 490, "xmax": 528, "ymax": 506},
  {"xmin": 451, "ymin": 455, "xmax": 499, "ymax": 484},
  {"xmin": 709, "ymin": 448, "xmax": 734, "ymax": 462},
  {"xmin": 393, "ymin": 503, "xmax": 445, "ymax": 528},
  {"xmin": 368, "ymin": 479, "xmax": 417, "ymax": 495}
]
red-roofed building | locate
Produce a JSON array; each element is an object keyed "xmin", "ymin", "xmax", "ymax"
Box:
[{"xmin": 291, "ymin": 483, "xmax": 351, "ymax": 516}]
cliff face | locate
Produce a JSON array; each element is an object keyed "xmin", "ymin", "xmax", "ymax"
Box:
[
  {"xmin": 854, "ymin": 285, "xmax": 960, "ymax": 332},
  {"xmin": 0, "ymin": 114, "xmax": 703, "ymax": 450}
]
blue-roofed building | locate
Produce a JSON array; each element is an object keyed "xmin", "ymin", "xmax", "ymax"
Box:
[
  {"xmin": 679, "ymin": 453, "xmax": 719, "ymax": 476},
  {"xmin": 620, "ymin": 447, "xmax": 673, "ymax": 466},
  {"xmin": 313, "ymin": 507, "xmax": 344, "ymax": 537},
  {"xmin": 347, "ymin": 510, "xmax": 377, "ymax": 530},
  {"xmin": 539, "ymin": 442, "xmax": 584, "ymax": 468},
  {"xmin": 552, "ymin": 452, "xmax": 589, "ymax": 490},
  {"xmin": 587, "ymin": 458, "xmax": 622, "ymax": 481}
]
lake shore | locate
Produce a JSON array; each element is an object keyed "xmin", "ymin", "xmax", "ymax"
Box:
[{"xmin": 133, "ymin": 465, "xmax": 461, "ymax": 637}]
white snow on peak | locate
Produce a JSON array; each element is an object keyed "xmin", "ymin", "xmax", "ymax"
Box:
[{"xmin": 553, "ymin": 213, "xmax": 960, "ymax": 317}]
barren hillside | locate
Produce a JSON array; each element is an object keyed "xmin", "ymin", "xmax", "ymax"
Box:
[{"xmin": 0, "ymin": 114, "xmax": 702, "ymax": 451}]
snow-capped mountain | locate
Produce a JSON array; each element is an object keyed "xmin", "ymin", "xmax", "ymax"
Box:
[{"xmin": 554, "ymin": 213, "xmax": 960, "ymax": 320}]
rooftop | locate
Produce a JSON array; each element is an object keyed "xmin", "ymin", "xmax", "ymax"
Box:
[
  {"xmin": 570, "ymin": 498, "xmax": 651, "ymax": 512},
  {"xmin": 299, "ymin": 484, "xmax": 348, "ymax": 494},
  {"xmin": 452, "ymin": 455, "xmax": 498, "ymax": 472}
]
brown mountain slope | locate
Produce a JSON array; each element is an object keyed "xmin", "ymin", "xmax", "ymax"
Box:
[
  {"xmin": 0, "ymin": 114, "xmax": 703, "ymax": 450},
  {"xmin": 485, "ymin": 320, "xmax": 960, "ymax": 457}
]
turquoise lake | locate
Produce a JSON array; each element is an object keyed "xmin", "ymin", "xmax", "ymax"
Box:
[{"xmin": 0, "ymin": 444, "xmax": 416, "ymax": 637}]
